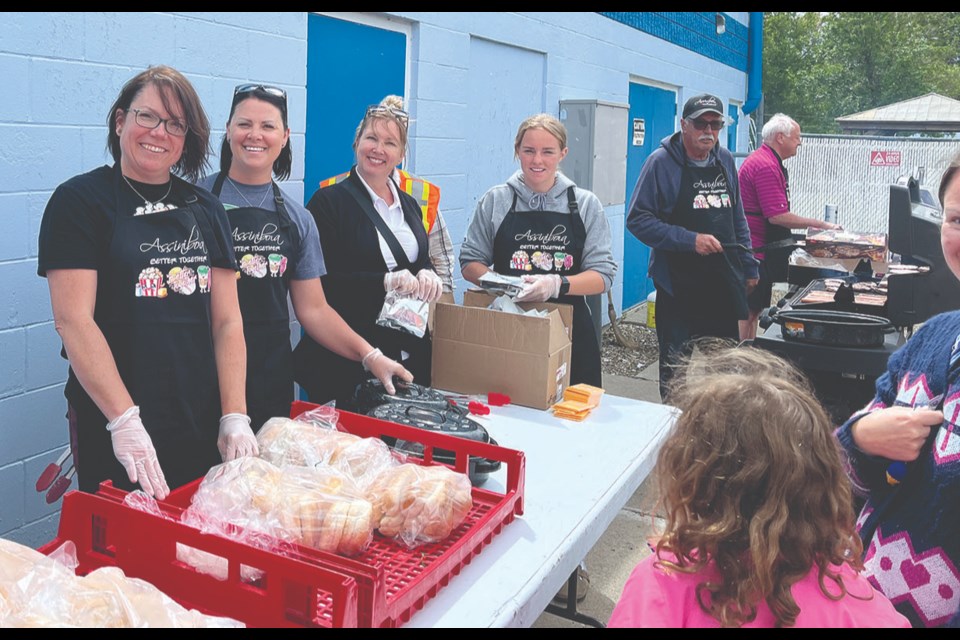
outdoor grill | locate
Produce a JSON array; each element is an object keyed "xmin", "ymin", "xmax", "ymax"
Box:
[
  {"xmin": 752, "ymin": 174, "xmax": 960, "ymax": 422},
  {"xmin": 885, "ymin": 175, "xmax": 960, "ymax": 328}
]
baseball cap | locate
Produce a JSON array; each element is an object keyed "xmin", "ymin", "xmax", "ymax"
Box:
[{"xmin": 683, "ymin": 93, "xmax": 724, "ymax": 120}]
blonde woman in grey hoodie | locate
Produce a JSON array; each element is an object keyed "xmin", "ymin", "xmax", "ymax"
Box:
[{"xmin": 460, "ymin": 114, "xmax": 617, "ymax": 387}]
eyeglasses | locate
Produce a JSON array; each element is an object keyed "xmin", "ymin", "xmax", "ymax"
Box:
[
  {"xmin": 365, "ymin": 105, "xmax": 409, "ymax": 127},
  {"xmin": 126, "ymin": 108, "xmax": 189, "ymax": 136},
  {"xmin": 234, "ymin": 83, "xmax": 287, "ymax": 101},
  {"xmin": 687, "ymin": 117, "xmax": 725, "ymax": 132}
]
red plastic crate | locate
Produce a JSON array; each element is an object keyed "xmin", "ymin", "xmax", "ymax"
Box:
[
  {"xmin": 39, "ymin": 488, "xmax": 359, "ymax": 627},
  {"xmin": 45, "ymin": 404, "xmax": 525, "ymax": 628}
]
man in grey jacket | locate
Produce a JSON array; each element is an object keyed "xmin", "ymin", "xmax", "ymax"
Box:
[{"xmin": 626, "ymin": 94, "xmax": 759, "ymax": 399}]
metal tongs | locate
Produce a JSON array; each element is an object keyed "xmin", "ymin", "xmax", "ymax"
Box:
[{"xmin": 723, "ymin": 238, "xmax": 805, "ymax": 254}]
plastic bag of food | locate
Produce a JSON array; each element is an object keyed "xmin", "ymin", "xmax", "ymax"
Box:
[
  {"xmin": 269, "ymin": 466, "xmax": 375, "ymax": 557},
  {"xmin": 257, "ymin": 417, "xmax": 360, "ymax": 468},
  {"xmin": 376, "ymin": 291, "xmax": 429, "ymax": 338},
  {"xmin": 366, "ymin": 463, "xmax": 473, "ymax": 548},
  {"xmin": 478, "ymin": 271, "xmax": 524, "ymax": 297},
  {"xmin": 0, "ymin": 537, "xmax": 242, "ymax": 627},
  {"xmin": 328, "ymin": 436, "xmax": 400, "ymax": 491},
  {"xmin": 183, "ymin": 457, "xmax": 375, "ymax": 558},
  {"xmin": 258, "ymin": 416, "xmax": 402, "ymax": 491},
  {"xmin": 292, "ymin": 404, "xmax": 339, "ymax": 430}
]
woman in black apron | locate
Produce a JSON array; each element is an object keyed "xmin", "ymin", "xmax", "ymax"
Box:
[
  {"xmin": 296, "ymin": 103, "xmax": 444, "ymax": 407},
  {"xmin": 205, "ymin": 85, "xmax": 412, "ymax": 428},
  {"xmin": 37, "ymin": 66, "xmax": 250, "ymax": 497},
  {"xmin": 461, "ymin": 114, "xmax": 618, "ymax": 388}
]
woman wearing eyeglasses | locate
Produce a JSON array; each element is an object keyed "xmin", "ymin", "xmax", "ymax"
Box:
[
  {"xmin": 460, "ymin": 114, "xmax": 617, "ymax": 388},
  {"xmin": 198, "ymin": 84, "xmax": 411, "ymax": 430},
  {"xmin": 294, "ymin": 103, "xmax": 442, "ymax": 406},
  {"xmin": 37, "ymin": 65, "xmax": 254, "ymax": 499}
]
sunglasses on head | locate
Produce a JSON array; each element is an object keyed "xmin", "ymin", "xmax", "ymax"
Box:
[
  {"xmin": 234, "ymin": 83, "xmax": 287, "ymax": 105},
  {"xmin": 365, "ymin": 104, "xmax": 409, "ymax": 126},
  {"xmin": 688, "ymin": 117, "xmax": 725, "ymax": 131}
]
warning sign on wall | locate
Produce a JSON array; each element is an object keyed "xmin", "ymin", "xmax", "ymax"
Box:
[{"xmin": 870, "ymin": 150, "xmax": 901, "ymax": 167}]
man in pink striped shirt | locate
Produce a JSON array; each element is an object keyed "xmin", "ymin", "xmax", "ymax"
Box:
[{"xmin": 738, "ymin": 114, "xmax": 840, "ymax": 339}]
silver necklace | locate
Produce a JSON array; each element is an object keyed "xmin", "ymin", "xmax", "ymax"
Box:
[
  {"xmin": 228, "ymin": 176, "xmax": 272, "ymax": 209},
  {"xmin": 123, "ymin": 174, "xmax": 174, "ymax": 216}
]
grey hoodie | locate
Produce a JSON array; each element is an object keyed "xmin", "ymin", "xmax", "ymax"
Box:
[
  {"xmin": 460, "ymin": 170, "xmax": 617, "ymax": 290},
  {"xmin": 625, "ymin": 132, "xmax": 758, "ymax": 296}
]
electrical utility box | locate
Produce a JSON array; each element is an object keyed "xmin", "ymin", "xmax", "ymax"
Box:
[
  {"xmin": 558, "ymin": 99, "xmax": 629, "ymax": 344},
  {"xmin": 558, "ymin": 100, "xmax": 629, "ymax": 206}
]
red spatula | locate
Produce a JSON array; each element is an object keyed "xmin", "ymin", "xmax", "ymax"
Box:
[
  {"xmin": 46, "ymin": 466, "xmax": 75, "ymax": 504},
  {"xmin": 36, "ymin": 447, "xmax": 71, "ymax": 492}
]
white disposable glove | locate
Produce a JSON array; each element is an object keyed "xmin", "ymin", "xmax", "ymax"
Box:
[
  {"xmin": 415, "ymin": 269, "xmax": 443, "ymax": 302},
  {"xmin": 516, "ymin": 274, "xmax": 561, "ymax": 302},
  {"xmin": 218, "ymin": 413, "xmax": 259, "ymax": 462},
  {"xmin": 384, "ymin": 269, "xmax": 419, "ymax": 296},
  {"xmin": 362, "ymin": 347, "xmax": 415, "ymax": 394},
  {"xmin": 106, "ymin": 406, "xmax": 169, "ymax": 500}
]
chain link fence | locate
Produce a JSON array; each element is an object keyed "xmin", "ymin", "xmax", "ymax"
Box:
[{"xmin": 788, "ymin": 134, "xmax": 959, "ymax": 233}]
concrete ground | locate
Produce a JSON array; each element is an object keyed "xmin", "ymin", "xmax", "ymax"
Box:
[{"xmin": 532, "ymin": 305, "xmax": 664, "ymax": 628}]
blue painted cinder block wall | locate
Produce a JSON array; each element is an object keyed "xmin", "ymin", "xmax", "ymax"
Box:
[{"xmin": 0, "ymin": 12, "xmax": 749, "ymax": 543}]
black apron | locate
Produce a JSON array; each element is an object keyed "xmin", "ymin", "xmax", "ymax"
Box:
[
  {"xmin": 492, "ymin": 186, "xmax": 602, "ymax": 387},
  {"xmin": 666, "ymin": 161, "xmax": 748, "ymax": 321},
  {"xmin": 71, "ymin": 166, "xmax": 222, "ymax": 492},
  {"xmin": 212, "ymin": 175, "xmax": 298, "ymax": 432},
  {"xmin": 745, "ymin": 150, "xmax": 793, "ymax": 282}
]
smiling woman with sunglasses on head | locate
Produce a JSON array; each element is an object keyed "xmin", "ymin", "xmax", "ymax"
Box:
[
  {"xmin": 198, "ymin": 84, "xmax": 410, "ymax": 430},
  {"xmin": 294, "ymin": 102, "xmax": 441, "ymax": 407},
  {"xmin": 37, "ymin": 65, "xmax": 252, "ymax": 499}
]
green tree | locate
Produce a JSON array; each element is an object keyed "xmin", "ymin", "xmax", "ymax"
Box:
[
  {"xmin": 763, "ymin": 12, "xmax": 831, "ymax": 132},
  {"xmin": 763, "ymin": 12, "xmax": 960, "ymax": 135}
]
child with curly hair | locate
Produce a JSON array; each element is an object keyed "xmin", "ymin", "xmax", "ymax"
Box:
[{"xmin": 609, "ymin": 345, "xmax": 909, "ymax": 628}]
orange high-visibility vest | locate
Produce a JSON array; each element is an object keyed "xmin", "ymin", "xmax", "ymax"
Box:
[{"xmin": 319, "ymin": 169, "xmax": 440, "ymax": 234}]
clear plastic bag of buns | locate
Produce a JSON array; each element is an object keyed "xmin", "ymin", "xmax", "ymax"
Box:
[
  {"xmin": 182, "ymin": 457, "xmax": 375, "ymax": 558},
  {"xmin": 256, "ymin": 417, "xmax": 400, "ymax": 489},
  {"xmin": 257, "ymin": 417, "xmax": 355, "ymax": 468},
  {"xmin": 0, "ymin": 538, "xmax": 242, "ymax": 627},
  {"xmin": 367, "ymin": 463, "xmax": 474, "ymax": 548}
]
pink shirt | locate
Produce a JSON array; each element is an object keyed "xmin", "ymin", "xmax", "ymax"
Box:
[
  {"xmin": 609, "ymin": 552, "xmax": 911, "ymax": 628},
  {"xmin": 738, "ymin": 143, "xmax": 790, "ymax": 258}
]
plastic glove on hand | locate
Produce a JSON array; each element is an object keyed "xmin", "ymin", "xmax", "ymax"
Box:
[
  {"xmin": 368, "ymin": 355, "xmax": 414, "ymax": 394},
  {"xmin": 218, "ymin": 413, "xmax": 259, "ymax": 462},
  {"xmin": 384, "ymin": 269, "xmax": 419, "ymax": 296},
  {"xmin": 107, "ymin": 406, "xmax": 169, "ymax": 500},
  {"xmin": 415, "ymin": 269, "xmax": 443, "ymax": 302},
  {"xmin": 515, "ymin": 274, "xmax": 561, "ymax": 302}
]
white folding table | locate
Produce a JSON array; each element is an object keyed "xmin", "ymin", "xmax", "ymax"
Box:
[{"xmin": 405, "ymin": 393, "xmax": 677, "ymax": 627}]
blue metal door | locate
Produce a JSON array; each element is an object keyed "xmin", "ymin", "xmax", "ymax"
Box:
[
  {"xmin": 623, "ymin": 83, "xmax": 676, "ymax": 310},
  {"xmin": 305, "ymin": 14, "xmax": 406, "ymax": 202}
]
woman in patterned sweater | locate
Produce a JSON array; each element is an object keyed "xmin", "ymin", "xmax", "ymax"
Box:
[{"xmin": 835, "ymin": 155, "xmax": 960, "ymax": 627}]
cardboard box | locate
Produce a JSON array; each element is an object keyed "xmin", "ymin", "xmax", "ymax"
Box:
[{"xmin": 431, "ymin": 290, "xmax": 573, "ymax": 410}]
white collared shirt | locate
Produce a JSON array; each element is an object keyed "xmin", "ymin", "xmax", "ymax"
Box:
[{"xmin": 355, "ymin": 170, "xmax": 419, "ymax": 269}]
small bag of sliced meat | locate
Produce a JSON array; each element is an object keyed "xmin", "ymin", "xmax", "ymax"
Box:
[{"xmin": 376, "ymin": 291, "xmax": 429, "ymax": 338}]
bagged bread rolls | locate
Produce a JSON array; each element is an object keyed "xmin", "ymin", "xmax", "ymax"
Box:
[
  {"xmin": 367, "ymin": 464, "xmax": 473, "ymax": 547},
  {"xmin": 0, "ymin": 538, "xmax": 242, "ymax": 627},
  {"xmin": 257, "ymin": 417, "xmax": 360, "ymax": 468},
  {"xmin": 269, "ymin": 465, "xmax": 374, "ymax": 557},
  {"xmin": 183, "ymin": 458, "xmax": 375, "ymax": 558},
  {"xmin": 329, "ymin": 436, "xmax": 399, "ymax": 490}
]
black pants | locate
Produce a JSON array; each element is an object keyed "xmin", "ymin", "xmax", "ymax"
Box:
[{"xmin": 655, "ymin": 286, "xmax": 739, "ymax": 401}]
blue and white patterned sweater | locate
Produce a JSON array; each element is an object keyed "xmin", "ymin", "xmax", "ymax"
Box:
[{"xmin": 836, "ymin": 310, "xmax": 960, "ymax": 627}]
